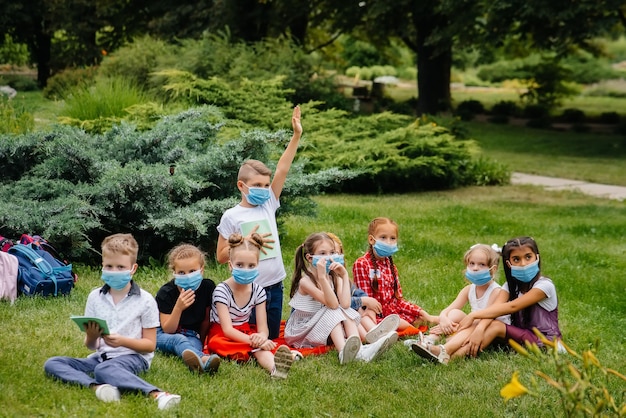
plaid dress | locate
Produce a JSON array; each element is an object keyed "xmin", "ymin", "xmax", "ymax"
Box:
[{"xmin": 352, "ymin": 252, "xmax": 422, "ymax": 324}]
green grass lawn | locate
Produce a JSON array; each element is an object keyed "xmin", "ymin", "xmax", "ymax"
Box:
[
  {"xmin": 1, "ymin": 185, "xmax": 624, "ymax": 417},
  {"xmin": 464, "ymin": 121, "xmax": 626, "ymax": 186}
]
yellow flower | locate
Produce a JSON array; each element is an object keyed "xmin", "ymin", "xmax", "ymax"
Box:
[
  {"xmin": 508, "ymin": 339, "xmax": 530, "ymax": 357},
  {"xmin": 500, "ymin": 371, "xmax": 529, "ymax": 402}
]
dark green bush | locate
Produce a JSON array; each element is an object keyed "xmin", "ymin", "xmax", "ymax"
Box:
[
  {"xmin": 0, "ymin": 106, "xmax": 356, "ymax": 262},
  {"xmin": 599, "ymin": 112, "xmax": 620, "ymax": 124},
  {"xmin": 523, "ymin": 104, "xmax": 550, "ymax": 119},
  {"xmin": 559, "ymin": 108, "xmax": 586, "ymax": 123},
  {"xmin": 455, "ymin": 100, "xmax": 485, "ymax": 120},
  {"xmin": 0, "ymin": 74, "xmax": 39, "ymax": 91},
  {"xmin": 43, "ymin": 67, "xmax": 98, "ymax": 100},
  {"xmin": 300, "ymin": 109, "xmax": 509, "ymax": 193},
  {"xmin": 490, "ymin": 101, "xmax": 519, "ymax": 117}
]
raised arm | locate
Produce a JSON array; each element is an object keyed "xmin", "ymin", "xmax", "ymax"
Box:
[{"xmin": 271, "ymin": 106, "xmax": 302, "ymax": 199}]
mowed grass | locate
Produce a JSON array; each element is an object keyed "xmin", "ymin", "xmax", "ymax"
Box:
[
  {"xmin": 465, "ymin": 121, "xmax": 626, "ymax": 186},
  {"xmin": 1, "ymin": 185, "xmax": 624, "ymax": 417}
]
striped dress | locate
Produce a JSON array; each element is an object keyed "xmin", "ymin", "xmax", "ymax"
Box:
[
  {"xmin": 206, "ymin": 281, "xmax": 267, "ymax": 361},
  {"xmin": 284, "ymin": 276, "xmax": 360, "ymax": 348}
]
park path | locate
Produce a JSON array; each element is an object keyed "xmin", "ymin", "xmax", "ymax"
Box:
[{"xmin": 511, "ymin": 173, "xmax": 626, "ymax": 201}]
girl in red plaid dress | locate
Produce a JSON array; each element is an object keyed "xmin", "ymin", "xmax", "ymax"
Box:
[{"xmin": 353, "ymin": 217, "xmax": 430, "ymax": 330}]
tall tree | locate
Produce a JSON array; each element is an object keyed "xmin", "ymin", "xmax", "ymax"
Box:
[{"xmin": 311, "ymin": 0, "xmax": 625, "ymax": 115}]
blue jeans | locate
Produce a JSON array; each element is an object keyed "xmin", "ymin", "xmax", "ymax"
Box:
[
  {"xmin": 44, "ymin": 354, "xmax": 158, "ymax": 394},
  {"xmin": 249, "ymin": 282, "xmax": 283, "ymax": 339},
  {"xmin": 156, "ymin": 327, "xmax": 204, "ymax": 358}
]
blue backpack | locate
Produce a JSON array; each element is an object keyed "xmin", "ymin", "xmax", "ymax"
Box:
[{"xmin": 8, "ymin": 243, "xmax": 75, "ymax": 296}]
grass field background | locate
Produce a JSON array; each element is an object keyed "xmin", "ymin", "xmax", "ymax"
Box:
[{"xmin": 1, "ymin": 184, "xmax": 624, "ymax": 417}]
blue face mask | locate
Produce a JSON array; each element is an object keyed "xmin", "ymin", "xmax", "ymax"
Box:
[
  {"xmin": 244, "ymin": 186, "xmax": 271, "ymax": 206},
  {"xmin": 101, "ymin": 270, "xmax": 132, "ymax": 290},
  {"xmin": 373, "ymin": 240, "xmax": 398, "ymax": 258},
  {"xmin": 465, "ymin": 268, "xmax": 493, "ymax": 286},
  {"xmin": 232, "ymin": 267, "xmax": 259, "ymax": 285},
  {"xmin": 312, "ymin": 255, "xmax": 332, "ymax": 273},
  {"xmin": 174, "ymin": 270, "xmax": 203, "ymax": 291},
  {"xmin": 510, "ymin": 257, "xmax": 540, "ymax": 283},
  {"xmin": 331, "ymin": 254, "xmax": 345, "ymax": 266}
]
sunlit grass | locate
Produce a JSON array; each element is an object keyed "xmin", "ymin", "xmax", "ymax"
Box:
[{"xmin": 2, "ymin": 185, "xmax": 624, "ymax": 417}]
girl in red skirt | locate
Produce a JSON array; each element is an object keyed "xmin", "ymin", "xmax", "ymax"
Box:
[{"xmin": 207, "ymin": 233, "xmax": 293, "ymax": 379}]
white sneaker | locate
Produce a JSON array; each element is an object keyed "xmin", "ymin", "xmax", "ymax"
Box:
[
  {"xmin": 365, "ymin": 314, "xmax": 400, "ymax": 344},
  {"xmin": 95, "ymin": 384, "xmax": 121, "ymax": 402},
  {"xmin": 339, "ymin": 335, "xmax": 361, "ymax": 365},
  {"xmin": 357, "ymin": 331, "xmax": 398, "ymax": 362},
  {"xmin": 155, "ymin": 392, "xmax": 181, "ymax": 410}
]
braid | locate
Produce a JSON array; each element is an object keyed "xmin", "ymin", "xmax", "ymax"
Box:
[
  {"xmin": 368, "ymin": 246, "xmax": 379, "ymax": 293},
  {"xmin": 388, "ymin": 255, "xmax": 400, "ymax": 299}
]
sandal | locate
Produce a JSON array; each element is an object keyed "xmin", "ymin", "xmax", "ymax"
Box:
[{"xmin": 411, "ymin": 342, "xmax": 449, "ymax": 365}]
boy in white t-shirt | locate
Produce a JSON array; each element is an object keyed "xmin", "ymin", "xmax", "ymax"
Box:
[{"xmin": 216, "ymin": 106, "xmax": 302, "ymax": 339}]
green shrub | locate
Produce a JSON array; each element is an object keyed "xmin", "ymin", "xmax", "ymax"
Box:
[
  {"xmin": 0, "ymin": 106, "xmax": 355, "ymax": 262},
  {"xmin": 99, "ymin": 35, "xmax": 175, "ymax": 91},
  {"xmin": 490, "ymin": 101, "xmax": 519, "ymax": 117},
  {"xmin": 300, "ymin": 109, "xmax": 509, "ymax": 193},
  {"xmin": 0, "ymin": 99, "xmax": 34, "ymax": 134},
  {"xmin": 559, "ymin": 108, "xmax": 586, "ymax": 123},
  {"xmin": 0, "ymin": 34, "xmax": 30, "ymax": 66},
  {"xmin": 522, "ymin": 104, "xmax": 550, "ymax": 119},
  {"xmin": 58, "ymin": 77, "xmax": 147, "ymax": 133},
  {"xmin": 43, "ymin": 67, "xmax": 98, "ymax": 100},
  {"xmin": 0, "ymin": 74, "xmax": 38, "ymax": 91},
  {"xmin": 599, "ymin": 111, "xmax": 620, "ymax": 124},
  {"xmin": 396, "ymin": 66, "xmax": 417, "ymax": 80},
  {"xmin": 561, "ymin": 52, "xmax": 620, "ymax": 84},
  {"xmin": 455, "ymin": 100, "xmax": 485, "ymax": 120}
]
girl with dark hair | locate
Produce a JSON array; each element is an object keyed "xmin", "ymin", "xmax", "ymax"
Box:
[{"xmin": 450, "ymin": 236, "xmax": 563, "ymax": 360}]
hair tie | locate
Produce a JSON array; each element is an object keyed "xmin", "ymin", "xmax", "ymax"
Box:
[{"xmin": 491, "ymin": 243, "xmax": 502, "ymax": 254}]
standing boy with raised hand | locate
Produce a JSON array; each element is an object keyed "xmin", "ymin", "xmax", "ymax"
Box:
[
  {"xmin": 216, "ymin": 106, "xmax": 302, "ymax": 339},
  {"xmin": 44, "ymin": 233, "xmax": 181, "ymax": 410}
]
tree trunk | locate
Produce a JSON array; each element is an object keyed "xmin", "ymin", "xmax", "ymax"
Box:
[
  {"xmin": 414, "ymin": 16, "xmax": 452, "ymax": 115},
  {"xmin": 35, "ymin": 29, "xmax": 51, "ymax": 88}
]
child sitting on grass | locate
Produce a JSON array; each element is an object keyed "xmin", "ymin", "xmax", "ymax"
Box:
[
  {"xmin": 44, "ymin": 233, "xmax": 180, "ymax": 410},
  {"xmin": 410, "ymin": 243, "xmax": 510, "ymax": 364},
  {"xmin": 207, "ymin": 233, "xmax": 293, "ymax": 379},
  {"xmin": 285, "ymin": 232, "xmax": 397, "ymax": 364},
  {"xmin": 155, "ymin": 243, "xmax": 221, "ymax": 375}
]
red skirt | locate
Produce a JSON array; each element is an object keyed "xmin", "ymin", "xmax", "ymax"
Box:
[{"xmin": 206, "ymin": 322, "xmax": 263, "ymax": 362}]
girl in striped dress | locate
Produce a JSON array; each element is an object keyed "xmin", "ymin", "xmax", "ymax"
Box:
[
  {"xmin": 207, "ymin": 233, "xmax": 293, "ymax": 379},
  {"xmin": 285, "ymin": 232, "xmax": 397, "ymax": 364}
]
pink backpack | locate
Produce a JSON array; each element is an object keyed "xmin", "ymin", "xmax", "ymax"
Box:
[{"xmin": 0, "ymin": 251, "xmax": 18, "ymax": 304}]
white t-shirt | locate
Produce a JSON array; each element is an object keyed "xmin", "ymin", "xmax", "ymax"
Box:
[
  {"xmin": 502, "ymin": 276, "xmax": 558, "ymax": 311},
  {"xmin": 217, "ymin": 191, "xmax": 285, "ymax": 287}
]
